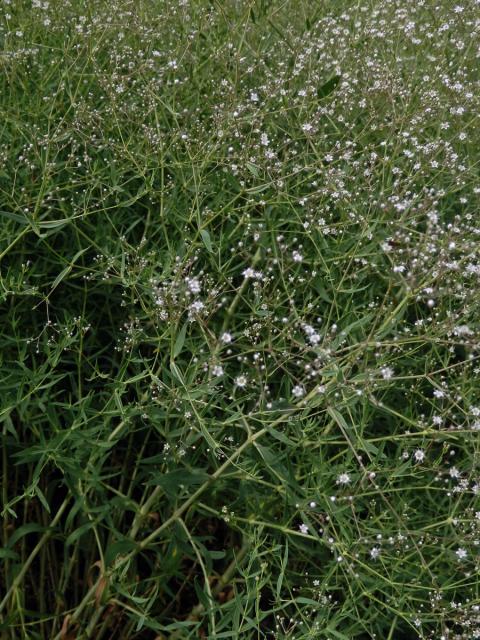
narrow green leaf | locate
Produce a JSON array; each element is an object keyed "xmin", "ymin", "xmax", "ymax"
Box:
[
  {"xmin": 0, "ymin": 211, "xmax": 29, "ymax": 225},
  {"xmin": 276, "ymin": 541, "xmax": 288, "ymax": 598},
  {"xmin": 50, "ymin": 248, "xmax": 88, "ymax": 294},
  {"xmin": 317, "ymin": 75, "xmax": 341, "ymax": 99},
  {"xmin": 327, "ymin": 407, "xmax": 350, "ymax": 432},
  {"xmin": 267, "ymin": 426, "xmax": 294, "ymax": 446},
  {"xmin": 173, "ymin": 323, "xmax": 187, "ymax": 358},
  {"xmin": 170, "ymin": 361, "xmax": 185, "ymax": 385},
  {"xmin": 200, "ymin": 229, "xmax": 213, "ymax": 253},
  {"xmin": 7, "ymin": 523, "xmax": 46, "ymax": 549},
  {"xmin": 0, "ymin": 548, "xmax": 19, "ymax": 560},
  {"xmin": 65, "ymin": 522, "xmax": 94, "ymax": 547},
  {"xmin": 35, "ymin": 486, "xmax": 51, "ymax": 514}
]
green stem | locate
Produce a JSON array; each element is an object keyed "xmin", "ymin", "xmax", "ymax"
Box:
[{"xmin": 0, "ymin": 497, "xmax": 70, "ymax": 615}]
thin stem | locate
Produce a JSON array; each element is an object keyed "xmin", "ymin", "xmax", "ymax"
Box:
[{"xmin": 0, "ymin": 497, "xmax": 70, "ymax": 615}]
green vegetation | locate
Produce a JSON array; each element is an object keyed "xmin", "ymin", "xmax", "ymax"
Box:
[{"xmin": 0, "ymin": 1, "xmax": 479, "ymax": 638}]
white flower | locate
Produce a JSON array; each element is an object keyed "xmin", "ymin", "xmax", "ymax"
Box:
[
  {"xmin": 212, "ymin": 365, "xmax": 224, "ymax": 377},
  {"xmin": 235, "ymin": 375, "xmax": 247, "ymax": 388},
  {"xmin": 292, "ymin": 251, "xmax": 303, "ymax": 263},
  {"xmin": 242, "ymin": 267, "xmax": 256, "ymax": 279},
  {"xmin": 302, "ymin": 123, "xmax": 313, "ymax": 133},
  {"xmin": 221, "ymin": 332, "xmax": 233, "ymax": 344},
  {"xmin": 413, "ymin": 449, "xmax": 425, "ymax": 463},
  {"xmin": 260, "ymin": 133, "xmax": 269, "ymax": 146},
  {"xmin": 292, "ymin": 385, "xmax": 305, "ymax": 398},
  {"xmin": 185, "ymin": 277, "xmax": 201, "ymax": 293},
  {"xmin": 380, "ymin": 366, "xmax": 394, "ymax": 380},
  {"xmin": 336, "ymin": 473, "xmax": 351, "ymax": 485},
  {"xmin": 456, "ymin": 547, "xmax": 467, "ymax": 560},
  {"xmin": 299, "ymin": 523, "xmax": 309, "ymax": 535},
  {"xmin": 189, "ymin": 300, "xmax": 204, "ymax": 314},
  {"xmin": 370, "ymin": 547, "xmax": 381, "ymax": 560}
]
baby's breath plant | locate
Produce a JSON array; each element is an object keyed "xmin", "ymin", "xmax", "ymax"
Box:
[{"xmin": 1, "ymin": 0, "xmax": 479, "ymax": 638}]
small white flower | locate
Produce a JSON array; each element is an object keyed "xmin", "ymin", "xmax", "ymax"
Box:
[
  {"xmin": 221, "ymin": 332, "xmax": 233, "ymax": 344},
  {"xmin": 235, "ymin": 375, "xmax": 247, "ymax": 388},
  {"xmin": 299, "ymin": 523, "xmax": 309, "ymax": 535},
  {"xmin": 189, "ymin": 300, "xmax": 204, "ymax": 314},
  {"xmin": 413, "ymin": 449, "xmax": 425, "ymax": 463},
  {"xmin": 456, "ymin": 547, "xmax": 467, "ymax": 560},
  {"xmin": 302, "ymin": 123, "xmax": 313, "ymax": 133},
  {"xmin": 308, "ymin": 333, "xmax": 321, "ymax": 345},
  {"xmin": 212, "ymin": 365, "xmax": 224, "ymax": 377},
  {"xmin": 242, "ymin": 267, "xmax": 256, "ymax": 279},
  {"xmin": 292, "ymin": 251, "xmax": 303, "ymax": 263},
  {"xmin": 292, "ymin": 385, "xmax": 305, "ymax": 398},
  {"xmin": 260, "ymin": 133, "xmax": 269, "ymax": 146},
  {"xmin": 370, "ymin": 547, "xmax": 381, "ymax": 560},
  {"xmin": 336, "ymin": 473, "xmax": 351, "ymax": 485},
  {"xmin": 185, "ymin": 277, "xmax": 201, "ymax": 293},
  {"xmin": 380, "ymin": 366, "xmax": 394, "ymax": 380}
]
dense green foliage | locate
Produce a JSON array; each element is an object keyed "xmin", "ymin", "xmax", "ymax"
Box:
[{"xmin": 1, "ymin": 1, "xmax": 479, "ymax": 638}]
